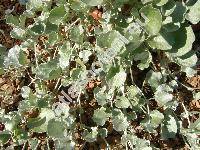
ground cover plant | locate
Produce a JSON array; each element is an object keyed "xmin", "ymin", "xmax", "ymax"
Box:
[{"xmin": 0, "ymin": 0, "xmax": 200, "ymax": 149}]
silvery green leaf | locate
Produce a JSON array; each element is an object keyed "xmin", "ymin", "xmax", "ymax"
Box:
[
  {"xmin": 115, "ymin": 96, "xmax": 131, "ymax": 109},
  {"xmin": 70, "ymin": 68, "xmax": 84, "ymax": 81},
  {"xmin": 70, "ymin": 0, "xmax": 88, "ymax": 12},
  {"xmin": 141, "ymin": 0, "xmax": 152, "ymax": 4},
  {"xmin": 21, "ymin": 86, "xmax": 32, "ymax": 99},
  {"xmin": 4, "ymin": 112, "xmax": 22, "ymax": 132},
  {"xmin": 171, "ymin": 52, "xmax": 197, "ymax": 67},
  {"xmin": 69, "ymin": 25, "xmax": 84, "ymax": 44},
  {"xmin": 112, "ymin": 69, "xmax": 127, "ymax": 88},
  {"xmin": 28, "ymin": 108, "xmax": 55, "ymax": 133},
  {"xmin": 124, "ymin": 22, "xmax": 145, "ymax": 50},
  {"xmin": 59, "ymin": 42, "xmax": 72, "ymax": 69},
  {"xmin": 49, "ymin": 5, "xmax": 68, "ymax": 25},
  {"xmin": 146, "ymin": 70, "xmax": 163, "ymax": 90},
  {"xmin": 97, "ymin": 31, "xmax": 115, "ymax": 48},
  {"xmin": 47, "ymin": 31, "xmax": 59, "ymax": 45},
  {"xmin": 183, "ymin": 133, "xmax": 200, "ymax": 150},
  {"xmin": 140, "ymin": 4, "xmax": 162, "ymax": 35},
  {"xmin": 94, "ymin": 86, "xmax": 109, "ymax": 106},
  {"xmin": 127, "ymin": 111, "xmax": 137, "ymax": 121},
  {"xmin": 121, "ymin": 134, "xmax": 152, "ymax": 150},
  {"xmin": 35, "ymin": 11, "xmax": 49, "ymax": 22},
  {"xmin": 53, "ymin": 103, "xmax": 70, "ymax": 119},
  {"xmin": 186, "ymin": 0, "xmax": 200, "ymax": 24},
  {"xmin": 12, "ymin": 129, "xmax": 28, "ymax": 145},
  {"xmin": 54, "ymin": 138, "xmax": 75, "ymax": 150},
  {"xmin": 26, "ymin": 0, "xmax": 43, "ymax": 11},
  {"xmin": 83, "ymin": 127, "xmax": 98, "ymax": 142},
  {"xmin": 27, "ymin": 117, "xmax": 47, "ymax": 131},
  {"xmin": 0, "ymin": 45, "xmax": 6, "ymax": 58},
  {"xmin": 47, "ymin": 119, "xmax": 65, "ymax": 138},
  {"xmin": 5, "ymin": 14, "xmax": 19, "ymax": 26},
  {"xmin": 148, "ymin": 31, "xmax": 175, "ymax": 50},
  {"xmin": 194, "ymin": 92, "xmax": 200, "ymax": 100},
  {"xmin": 112, "ymin": 109, "xmax": 129, "ymax": 131},
  {"xmin": 182, "ymin": 67, "xmax": 197, "ymax": 77},
  {"xmin": 20, "ymin": 39, "xmax": 34, "ymax": 49},
  {"xmin": 127, "ymin": 85, "xmax": 139, "ymax": 98},
  {"xmin": 79, "ymin": 50, "xmax": 92, "ymax": 62},
  {"xmin": 161, "ymin": 114, "xmax": 177, "ymax": 139},
  {"xmin": 81, "ymin": 0, "xmax": 104, "ymax": 6},
  {"xmin": 4, "ymin": 45, "xmax": 26, "ymax": 68},
  {"xmin": 23, "ymin": 9, "xmax": 35, "ymax": 18},
  {"xmin": 155, "ymin": 84, "xmax": 173, "ymax": 106},
  {"xmin": 191, "ymin": 117, "xmax": 200, "ymax": 131},
  {"xmin": 134, "ymin": 49, "xmax": 152, "ymax": 70},
  {"xmin": 36, "ymin": 59, "xmax": 62, "ymax": 80},
  {"xmin": 97, "ymin": 30, "xmax": 128, "ymax": 49},
  {"xmin": 97, "ymin": 50, "xmax": 116, "ymax": 64},
  {"xmin": 92, "ymin": 107, "xmax": 110, "ymax": 126},
  {"xmin": 150, "ymin": 110, "xmax": 164, "ymax": 128},
  {"xmin": 168, "ymin": 80, "xmax": 178, "ymax": 89},
  {"xmin": 18, "ymin": 14, "xmax": 26, "ymax": 28},
  {"xmin": 10, "ymin": 28, "xmax": 26, "ymax": 40},
  {"xmin": 155, "ymin": 0, "xmax": 168, "ymax": 6}
]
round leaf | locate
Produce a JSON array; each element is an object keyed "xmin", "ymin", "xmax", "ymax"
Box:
[
  {"xmin": 49, "ymin": 5, "xmax": 68, "ymax": 25},
  {"xmin": 47, "ymin": 119, "xmax": 65, "ymax": 138},
  {"xmin": 140, "ymin": 4, "xmax": 162, "ymax": 35}
]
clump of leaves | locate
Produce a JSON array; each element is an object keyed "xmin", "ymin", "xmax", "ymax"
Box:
[{"xmin": 0, "ymin": 0, "xmax": 200, "ymax": 149}]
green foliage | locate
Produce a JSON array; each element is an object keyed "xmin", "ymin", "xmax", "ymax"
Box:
[
  {"xmin": 112, "ymin": 109, "xmax": 129, "ymax": 131},
  {"xmin": 161, "ymin": 112, "xmax": 178, "ymax": 139},
  {"xmin": 186, "ymin": 0, "xmax": 200, "ymax": 24},
  {"xmin": 35, "ymin": 60, "xmax": 62, "ymax": 80},
  {"xmin": 47, "ymin": 119, "xmax": 65, "ymax": 138},
  {"xmin": 49, "ymin": 5, "xmax": 68, "ymax": 25},
  {"xmin": 140, "ymin": 4, "xmax": 162, "ymax": 35},
  {"xmin": 4, "ymin": 45, "xmax": 27, "ymax": 68},
  {"xmin": 0, "ymin": 0, "xmax": 200, "ymax": 149},
  {"xmin": 92, "ymin": 107, "xmax": 110, "ymax": 126}
]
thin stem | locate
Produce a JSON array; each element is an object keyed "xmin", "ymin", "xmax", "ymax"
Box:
[
  {"xmin": 80, "ymin": 141, "xmax": 87, "ymax": 150},
  {"xmin": 181, "ymin": 102, "xmax": 191, "ymax": 127},
  {"xmin": 65, "ymin": 18, "xmax": 81, "ymax": 32},
  {"xmin": 34, "ymin": 44, "xmax": 39, "ymax": 68},
  {"xmin": 77, "ymin": 89, "xmax": 82, "ymax": 124},
  {"xmin": 28, "ymin": 78, "xmax": 37, "ymax": 87},
  {"xmin": 166, "ymin": 68, "xmax": 199, "ymax": 90},
  {"xmin": 103, "ymin": 138, "xmax": 110, "ymax": 150},
  {"xmin": 34, "ymin": 140, "xmax": 40, "ymax": 150},
  {"xmin": 54, "ymin": 78, "xmax": 61, "ymax": 91},
  {"xmin": 53, "ymin": 47, "xmax": 57, "ymax": 59},
  {"xmin": 47, "ymin": 139, "xmax": 51, "ymax": 150}
]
